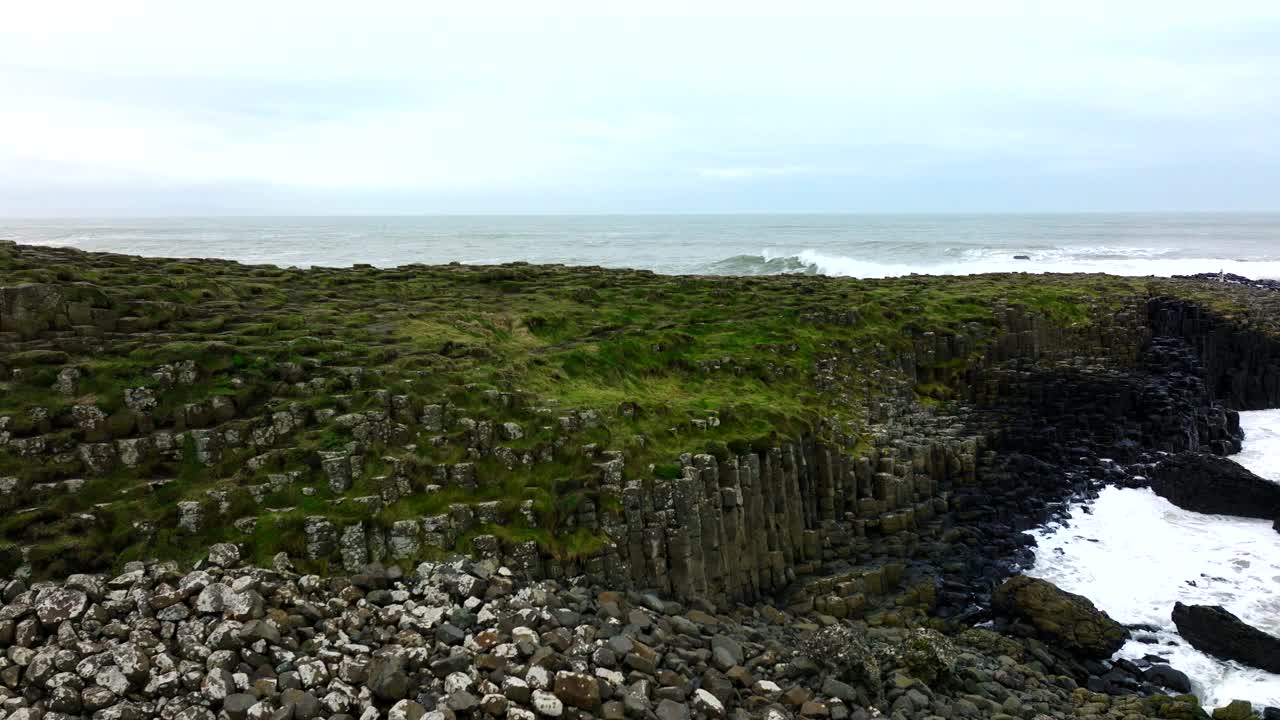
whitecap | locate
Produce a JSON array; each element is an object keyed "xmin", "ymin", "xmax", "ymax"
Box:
[
  {"xmin": 1233, "ymin": 410, "xmax": 1280, "ymax": 483},
  {"xmin": 1027, "ymin": 422, "xmax": 1280, "ymax": 710},
  {"xmin": 707, "ymin": 248, "xmax": 1280, "ymax": 280}
]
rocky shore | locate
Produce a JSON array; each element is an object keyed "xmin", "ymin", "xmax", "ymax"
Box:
[
  {"xmin": 3, "ymin": 242, "xmax": 1280, "ymax": 718},
  {"xmin": 0, "ymin": 548, "xmax": 1230, "ymax": 720}
]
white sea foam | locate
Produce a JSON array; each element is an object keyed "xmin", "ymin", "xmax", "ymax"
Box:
[
  {"xmin": 1233, "ymin": 409, "xmax": 1280, "ymax": 483},
  {"xmin": 8, "ymin": 215, "xmax": 1280, "ymax": 277},
  {"xmin": 1027, "ymin": 412, "xmax": 1280, "ymax": 708},
  {"xmin": 755, "ymin": 248, "xmax": 1280, "ymax": 280}
]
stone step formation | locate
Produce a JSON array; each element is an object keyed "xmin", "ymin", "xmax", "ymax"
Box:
[{"xmin": 2, "ymin": 241, "xmax": 1280, "ymax": 719}]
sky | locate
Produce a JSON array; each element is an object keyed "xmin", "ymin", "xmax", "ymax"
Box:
[{"xmin": 1, "ymin": 1, "xmax": 1279, "ymax": 215}]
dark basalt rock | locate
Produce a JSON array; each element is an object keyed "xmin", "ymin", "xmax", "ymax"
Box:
[
  {"xmin": 1176, "ymin": 272, "xmax": 1280, "ymax": 293},
  {"xmin": 1149, "ymin": 296, "xmax": 1280, "ymax": 411},
  {"xmin": 1142, "ymin": 664, "xmax": 1192, "ymax": 694},
  {"xmin": 992, "ymin": 575, "xmax": 1129, "ymax": 659},
  {"xmin": 1171, "ymin": 602, "xmax": 1280, "ymax": 674},
  {"xmin": 1148, "ymin": 452, "xmax": 1280, "ymax": 520}
]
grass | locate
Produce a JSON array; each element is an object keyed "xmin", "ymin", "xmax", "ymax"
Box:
[{"xmin": 1, "ymin": 239, "xmax": 1267, "ymax": 577}]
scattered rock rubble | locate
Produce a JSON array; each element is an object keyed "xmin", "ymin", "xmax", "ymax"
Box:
[{"xmin": 0, "ymin": 545, "xmax": 1265, "ymax": 720}]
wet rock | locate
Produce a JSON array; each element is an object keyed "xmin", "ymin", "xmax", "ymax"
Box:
[
  {"xmin": 1150, "ymin": 452, "xmax": 1280, "ymax": 520},
  {"xmin": 1143, "ymin": 664, "xmax": 1192, "ymax": 693},
  {"xmin": 992, "ymin": 575, "xmax": 1128, "ymax": 659},
  {"xmin": 1172, "ymin": 602, "xmax": 1280, "ymax": 673},
  {"xmin": 1213, "ymin": 700, "xmax": 1257, "ymax": 720}
]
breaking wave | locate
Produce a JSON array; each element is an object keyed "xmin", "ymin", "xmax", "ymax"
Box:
[
  {"xmin": 699, "ymin": 247, "xmax": 1280, "ymax": 279},
  {"xmin": 1027, "ymin": 410, "xmax": 1280, "ymax": 709}
]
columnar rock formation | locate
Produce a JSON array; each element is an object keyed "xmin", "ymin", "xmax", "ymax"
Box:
[
  {"xmin": 1, "ymin": 244, "xmax": 1275, "ymax": 609},
  {"xmin": 4, "ymin": 244, "xmax": 1280, "ymax": 718}
]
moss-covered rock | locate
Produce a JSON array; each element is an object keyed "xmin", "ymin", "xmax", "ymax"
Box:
[
  {"xmin": 992, "ymin": 575, "xmax": 1128, "ymax": 659},
  {"xmin": 0, "ymin": 241, "xmax": 1277, "ymax": 593},
  {"xmin": 1212, "ymin": 700, "xmax": 1257, "ymax": 720},
  {"xmin": 1148, "ymin": 693, "xmax": 1210, "ymax": 720},
  {"xmin": 804, "ymin": 625, "xmax": 881, "ymax": 699},
  {"xmin": 898, "ymin": 628, "xmax": 959, "ymax": 686}
]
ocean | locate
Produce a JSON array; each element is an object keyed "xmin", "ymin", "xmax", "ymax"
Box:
[
  {"xmin": 3, "ymin": 214, "xmax": 1280, "ymax": 278},
  {"xmin": 1029, "ymin": 410, "xmax": 1280, "ymax": 709}
]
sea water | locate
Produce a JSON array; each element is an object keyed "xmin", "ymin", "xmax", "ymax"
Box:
[
  {"xmin": 3, "ymin": 214, "xmax": 1280, "ymax": 278},
  {"xmin": 1027, "ymin": 410, "xmax": 1280, "ymax": 709}
]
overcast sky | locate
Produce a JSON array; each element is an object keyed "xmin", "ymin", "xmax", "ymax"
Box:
[{"xmin": 2, "ymin": 2, "xmax": 1278, "ymax": 215}]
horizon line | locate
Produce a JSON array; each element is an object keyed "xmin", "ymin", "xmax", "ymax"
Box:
[{"xmin": 4, "ymin": 209, "xmax": 1280, "ymax": 220}]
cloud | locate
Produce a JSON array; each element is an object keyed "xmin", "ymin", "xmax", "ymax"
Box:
[
  {"xmin": 698, "ymin": 166, "xmax": 821, "ymax": 180},
  {"xmin": 1, "ymin": 1, "xmax": 1279, "ymax": 213}
]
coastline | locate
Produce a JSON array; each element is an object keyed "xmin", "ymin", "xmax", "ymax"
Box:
[
  {"xmin": 2, "ymin": 240, "xmax": 1279, "ymax": 718},
  {"xmin": 7, "ymin": 214, "xmax": 1280, "ymax": 279}
]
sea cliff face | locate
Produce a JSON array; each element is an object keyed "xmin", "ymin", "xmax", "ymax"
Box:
[{"xmin": 2, "ymin": 242, "xmax": 1279, "ymax": 719}]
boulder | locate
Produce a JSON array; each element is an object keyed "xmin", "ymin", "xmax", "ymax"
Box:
[
  {"xmin": 389, "ymin": 700, "xmax": 428, "ymax": 720},
  {"xmin": 900, "ymin": 628, "xmax": 959, "ymax": 685},
  {"xmin": 1150, "ymin": 452, "xmax": 1280, "ymax": 520},
  {"xmin": 553, "ymin": 671, "xmax": 601, "ymax": 711},
  {"xmin": 1172, "ymin": 602, "xmax": 1280, "ymax": 673},
  {"xmin": 1213, "ymin": 700, "xmax": 1256, "ymax": 720},
  {"xmin": 710, "ymin": 635, "xmax": 744, "ymax": 671},
  {"xmin": 367, "ymin": 653, "xmax": 410, "ymax": 701},
  {"xmin": 532, "ymin": 689, "xmax": 565, "ymax": 717},
  {"xmin": 992, "ymin": 575, "xmax": 1128, "ymax": 659},
  {"xmin": 0, "ymin": 283, "xmax": 65, "ymax": 337},
  {"xmin": 656, "ymin": 699, "xmax": 690, "ymax": 720},
  {"xmin": 207, "ymin": 543, "xmax": 240, "ymax": 568},
  {"xmin": 35, "ymin": 587, "xmax": 89, "ymax": 625},
  {"xmin": 803, "ymin": 625, "xmax": 881, "ymax": 699},
  {"xmin": 1143, "ymin": 664, "xmax": 1192, "ymax": 694}
]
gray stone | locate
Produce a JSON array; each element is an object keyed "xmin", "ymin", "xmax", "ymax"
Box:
[
  {"xmin": 111, "ymin": 642, "xmax": 150, "ymax": 685},
  {"xmin": 532, "ymin": 689, "xmax": 565, "ymax": 717},
  {"xmin": 35, "ymin": 587, "xmax": 88, "ymax": 625},
  {"xmin": 223, "ymin": 693, "xmax": 257, "ymax": 720},
  {"xmin": 390, "ymin": 700, "xmax": 429, "ymax": 720},
  {"xmin": 304, "ymin": 516, "xmax": 337, "ymax": 560},
  {"xmin": 710, "ymin": 635, "xmax": 744, "ymax": 671},
  {"xmin": 656, "ymin": 699, "xmax": 691, "ymax": 720},
  {"xmin": 207, "ymin": 543, "xmax": 240, "ymax": 568},
  {"xmin": 367, "ymin": 653, "xmax": 410, "ymax": 701}
]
